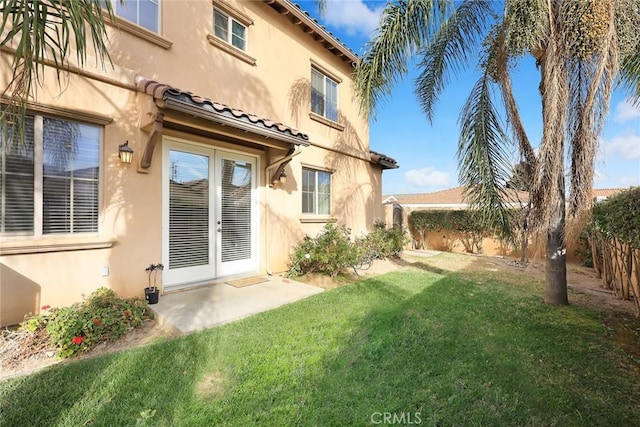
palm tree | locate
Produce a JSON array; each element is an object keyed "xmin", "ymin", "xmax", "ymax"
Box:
[
  {"xmin": 0, "ymin": 1, "xmax": 115, "ymax": 140},
  {"xmin": 346, "ymin": 0, "xmax": 640, "ymax": 305}
]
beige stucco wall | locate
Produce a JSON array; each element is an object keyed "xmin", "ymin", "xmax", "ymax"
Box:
[{"xmin": 0, "ymin": 1, "xmax": 386, "ymax": 325}]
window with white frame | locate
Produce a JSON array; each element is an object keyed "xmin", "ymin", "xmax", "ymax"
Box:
[
  {"xmin": 214, "ymin": 8, "xmax": 247, "ymax": 51},
  {"xmin": 311, "ymin": 68, "xmax": 338, "ymax": 122},
  {"xmin": 0, "ymin": 114, "xmax": 100, "ymax": 236},
  {"xmin": 302, "ymin": 168, "xmax": 331, "ymax": 215},
  {"xmin": 111, "ymin": 0, "xmax": 160, "ymax": 33}
]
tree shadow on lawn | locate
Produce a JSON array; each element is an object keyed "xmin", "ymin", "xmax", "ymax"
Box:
[
  {"xmin": 292, "ymin": 273, "xmax": 640, "ymax": 426},
  {"xmin": 0, "ymin": 332, "xmax": 217, "ymax": 426}
]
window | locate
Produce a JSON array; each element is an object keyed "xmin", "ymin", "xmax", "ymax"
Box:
[
  {"xmin": 311, "ymin": 68, "xmax": 338, "ymax": 122},
  {"xmin": 302, "ymin": 168, "xmax": 331, "ymax": 215},
  {"xmin": 0, "ymin": 115, "xmax": 100, "ymax": 236},
  {"xmin": 214, "ymin": 9, "xmax": 247, "ymax": 51},
  {"xmin": 112, "ymin": 0, "xmax": 159, "ymax": 33}
]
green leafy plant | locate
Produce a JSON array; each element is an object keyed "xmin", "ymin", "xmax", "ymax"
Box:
[
  {"xmin": 287, "ymin": 223, "xmax": 360, "ymax": 278},
  {"xmin": 287, "ymin": 222, "xmax": 408, "ymax": 278},
  {"xmin": 22, "ymin": 288, "xmax": 149, "ymax": 358}
]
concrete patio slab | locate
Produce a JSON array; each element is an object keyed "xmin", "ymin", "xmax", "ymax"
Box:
[{"xmin": 148, "ymin": 276, "xmax": 323, "ymax": 335}]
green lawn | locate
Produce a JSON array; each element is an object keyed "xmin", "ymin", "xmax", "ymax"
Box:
[{"xmin": 2, "ymin": 255, "xmax": 639, "ymax": 426}]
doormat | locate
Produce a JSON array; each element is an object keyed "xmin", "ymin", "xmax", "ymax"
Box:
[{"xmin": 226, "ymin": 276, "xmax": 269, "ymax": 288}]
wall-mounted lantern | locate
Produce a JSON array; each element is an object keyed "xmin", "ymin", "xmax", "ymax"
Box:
[{"xmin": 118, "ymin": 141, "xmax": 134, "ymax": 164}]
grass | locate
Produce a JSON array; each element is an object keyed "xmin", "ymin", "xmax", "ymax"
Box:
[{"xmin": 1, "ymin": 253, "xmax": 639, "ymax": 426}]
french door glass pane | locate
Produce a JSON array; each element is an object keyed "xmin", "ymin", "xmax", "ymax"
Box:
[
  {"xmin": 220, "ymin": 159, "xmax": 252, "ymax": 262},
  {"xmin": 169, "ymin": 150, "xmax": 209, "ymax": 269},
  {"xmin": 302, "ymin": 168, "xmax": 315, "ymax": 213}
]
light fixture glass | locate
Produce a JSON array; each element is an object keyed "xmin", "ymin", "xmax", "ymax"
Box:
[
  {"xmin": 118, "ymin": 141, "xmax": 134, "ymax": 164},
  {"xmin": 279, "ymin": 170, "xmax": 287, "ymax": 185}
]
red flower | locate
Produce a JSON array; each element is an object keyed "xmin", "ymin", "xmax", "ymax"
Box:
[
  {"xmin": 123, "ymin": 309, "xmax": 131, "ymax": 316},
  {"xmin": 72, "ymin": 336, "xmax": 85, "ymax": 345},
  {"xmin": 41, "ymin": 305, "xmax": 51, "ymax": 310},
  {"xmin": 93, "ymin": 318, "xmax": 101, "ymax": 325}
]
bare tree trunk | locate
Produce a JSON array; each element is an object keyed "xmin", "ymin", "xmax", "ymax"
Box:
[{"xmin": 545, "ymin": 185, "xmax": 569, "ymax": 305}]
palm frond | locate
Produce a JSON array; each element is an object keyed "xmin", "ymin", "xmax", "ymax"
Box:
[
  {"xmin": 457, "ymin": 71, "xmax": 513, "ymax": 238},
  {"xmin": 0, "ymin": 0, "xmax": 114, "ymax": 144},
  {"xmin": 415, "ymin": 0, "xmax": 494, "ymax": 122},
  {"xmin": 567, "ymin": 0, "xmax": 618, "ymax": 217},
  {"xmin": 354, "ymin": 0, "xmax": 454, "ymax": 117}
]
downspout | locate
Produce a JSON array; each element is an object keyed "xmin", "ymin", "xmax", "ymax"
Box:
[{"xmin": 265, "ymin": 145, "xmax": 303, "ymax": 275}]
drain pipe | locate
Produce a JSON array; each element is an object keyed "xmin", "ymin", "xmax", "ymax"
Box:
[{"xmin": 265, "ymin": 146, "xmax": 302, "ymax": 276}]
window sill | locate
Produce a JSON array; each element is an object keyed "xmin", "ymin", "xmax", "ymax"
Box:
[
  {"xmin": 299, "ymin": 216, "xmax": 337, "ymax": 224},
  {"xmin": 206, "ymin": 34, "xmax": 256, "ymax": 66},
  {"xmin": 0, "ymin": 237, "xmax": 116, "ymax": 255},
  {"xmin": 309, "ymin": 112, "xmax": 344, "ymax": 131},
  {"xmin": 105, "ymin": 13, "xmax": 173, "ymax": 49}
]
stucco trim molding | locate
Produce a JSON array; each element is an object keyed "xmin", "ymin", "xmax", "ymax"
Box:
[
  {"xmin": 0, "ymin": 239, "xmax": 116, "ymax": 255},
  {"xmin": 206, "ymin": 34, "xmax": 257, "ymax": 66},
  {"xmin": 104, "ymin": 13, "xmax": 173, "ymax": 49},
  {"xmin": 309, "ymin": 112, "xmax": 345, "ymax": 131},
  {"xmin": 299, "ymin": 217, "xmax": 337, "ymax": 224}
]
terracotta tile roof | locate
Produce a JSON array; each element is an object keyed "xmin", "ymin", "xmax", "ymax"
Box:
[
  {"xmin": 592, "ymin": 188, "xmax": 626, "ymax": 199},
  {"xmin": 135, "ymin": 76, "xmax": 309, "ymax": 145},
  {"xmin": 383, "ymin": 186, "xmax": 529, "ymax": 205},
  {"xmin": 384, "ymin": 187, "xmax": 631, "ymax": 205},
  {"xmin": 370, "ymin": 150, "xmax": 399, "ymax": 170}
]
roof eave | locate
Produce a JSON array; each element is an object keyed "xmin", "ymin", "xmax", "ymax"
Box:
[
  {"xmin": 164, "ymin": 98, "xmax": 310, "ymax": 147},
  {"xmin": 265, "ymin": 0, "xmax": 359, "ymax": 66}
]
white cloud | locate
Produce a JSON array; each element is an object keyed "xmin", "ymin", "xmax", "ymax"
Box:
[
  {"xmin": 613, "ymin": 99, "xmax": 640, "ymax": 123},
  {"xmin": 321, "ymin": 0, "xmax": 384, "ymax": 36},
  {"xmin": 602, "ymin": 132, "xmax": 640, "ymax": 160},
  {"xmin": 404, "ymin": 167, "xmax": 451, "ymax": 189}
]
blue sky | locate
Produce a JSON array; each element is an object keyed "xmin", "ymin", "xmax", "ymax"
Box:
[{"xmin": 299, "ymin": 0, "xmax": 640, "ymax": 195}]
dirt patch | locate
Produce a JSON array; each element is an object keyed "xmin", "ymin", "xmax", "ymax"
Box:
[{"xmin": 1, "ymin": 319, "xmax": 169, "ymax": 383}]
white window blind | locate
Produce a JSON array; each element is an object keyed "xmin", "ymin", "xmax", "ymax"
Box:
[
  {"xmin": 302, "ymin": 168, "xmax": 331, "ymax": 215},
  {"xmin": 0, "ymin": 114, "xmax": 100, "ymax": 236},
  {"xmin": 0, "ymin": 117, "xmax": 35, "ymax": 233},
  {"xmin": 311, "ymin": 68, "xmax": 338, "ymax": 122},
  {"xmin": 43, "ymin": 118, "xmax": 99, "ymax": 234},
  {"xmin": 168, "ymin": 150, "xmax": 210, "ymax": 269},
  {"xmin": 220, "ymin": 159, "xmax": 252, "ymax": 262},
  {"xmin": 214, "ymin": 9, "xmax": 247, "ymax": 51}
]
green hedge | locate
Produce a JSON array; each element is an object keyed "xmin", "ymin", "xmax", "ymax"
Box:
[{"xmin": 592, "ymin": 187, "xmax": 640, "ymax": 249}]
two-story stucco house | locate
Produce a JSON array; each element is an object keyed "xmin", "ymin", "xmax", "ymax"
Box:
[{"xmin": 0, "ymin": 0, "xmax": 397, "ymax": 325}]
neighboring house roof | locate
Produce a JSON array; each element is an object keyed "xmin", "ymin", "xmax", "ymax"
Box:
[
  {"xmin": 135, "ymin": 76, "xmax": 310, "ymax": 146},
  {"xmin": 264, "ymin": 0, "xmax": 359, "ymax": 66},
  {"xmin": 370, "ymin": 150, "xmax": 399, "ymax": 170},
  {"xmin": 383, "ymin": 186, "xmax": 528, "ymax": 207},
  {"xmin": 592, "ymin": 188, "xmax": 625, "ymax": 201},
  {"xmin": 384, "ymin": 186, "xmax": 629, "ymax": 207}
]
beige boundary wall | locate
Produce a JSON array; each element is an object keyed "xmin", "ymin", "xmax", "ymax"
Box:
[{"xmin": 0, "ymin": 1, "xmax": 389, "ymax": 325}]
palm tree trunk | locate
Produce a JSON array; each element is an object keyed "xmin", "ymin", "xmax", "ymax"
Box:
[{"xmin": 545, "ymin": 181, "xmax": 569, "ymax": 305}]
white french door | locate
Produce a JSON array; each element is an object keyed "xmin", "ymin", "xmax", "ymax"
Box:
[{"xmin": 162, "ymin": 138, "xmax": 258, "ymax": 290}]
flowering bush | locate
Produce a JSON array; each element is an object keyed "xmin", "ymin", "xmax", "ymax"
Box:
[{"xmin": 22, "ymin": 288, "xmax": 149, "ymax": 358}]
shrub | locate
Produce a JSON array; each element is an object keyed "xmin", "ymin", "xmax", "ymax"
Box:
[
  {"xmin": 287, "ymin": 222, "xmax": 408, "ymax": 278},
  {"xmin": 357, "ymin": 220, "xmax": 409, "ymax": 258},
  {"xmin": 22, "ymin": 288, "xmax": 149, "ymax": 358},
  {"xmin": 287, "ymin": 224, "xmax": 360, "ymax": 278}
]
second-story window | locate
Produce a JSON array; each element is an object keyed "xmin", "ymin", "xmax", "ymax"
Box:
[
  {"xmin": 311, "ymin": 68, "xmax": 338, "ymax": 122},
  {"xmin": 214, "ymin": 9, "xmax": 247, "ymax": 51},
  {"xmin": 114, "ymin": 0, "xmax": 160, "ymax": 33}
]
